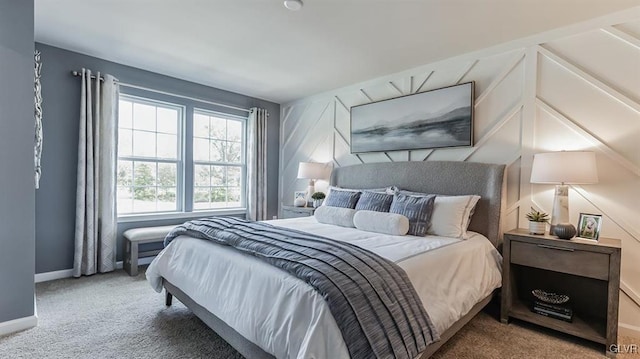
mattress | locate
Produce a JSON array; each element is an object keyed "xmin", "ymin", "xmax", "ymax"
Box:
[{"xmin": 147, "ymin": 216, "xmax": 503, "ymax": 358}]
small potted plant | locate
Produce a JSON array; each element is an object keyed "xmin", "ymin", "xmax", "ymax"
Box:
[
  {"xmin": 311, "ymin": 192, "xmax": 326, "ymax": 208},
  {"xmin": 526, "ymin": 207, "xmax": 549, "ymax": 235}
]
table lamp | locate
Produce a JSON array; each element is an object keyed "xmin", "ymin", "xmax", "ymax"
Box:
[
  {"xmin": 297, "ymin": 162, "xmax": 326, "ymax": 206},
  {"xmin": 530, "ymin": 151, "xmax": 598, "ymax": 237}
]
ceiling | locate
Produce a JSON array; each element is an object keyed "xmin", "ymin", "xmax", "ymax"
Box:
[{"xmin": 35, "ymin": 0, "xmax": 639, "ymax": 104}]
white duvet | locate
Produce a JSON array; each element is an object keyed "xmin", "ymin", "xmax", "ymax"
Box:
[{"xmin": 146, "ymin": 217, "xmax": 502, "ymax": 359}]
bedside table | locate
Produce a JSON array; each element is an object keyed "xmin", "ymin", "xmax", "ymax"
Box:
[
  {"xmin": 501, "ymin": 229, "xmax": 621, "ymax": 357},
  {"xmin": 281, "ymin": 205, "xmax": 316, "ymax": 219}
]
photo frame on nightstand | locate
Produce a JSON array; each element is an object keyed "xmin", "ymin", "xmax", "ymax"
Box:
[{"xmin": 577, "ymin": 213, "xmax": 602, "ymax": 241}]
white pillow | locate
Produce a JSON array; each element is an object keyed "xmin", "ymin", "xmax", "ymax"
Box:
[
  {"xmin": 353, "ymin": 210, "xmax": 409, "ymax": 236},
  {"xmin": 314, "ymin": 205, "xmax": 357, "ymax": 228},
  {"xmin": 427, "ymin": 195, "xmax": 481, "ymax": 239}
]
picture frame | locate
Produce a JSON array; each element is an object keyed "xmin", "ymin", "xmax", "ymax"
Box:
[
  {"xmin": 350, "ymin": 82, "xmax": 474, "ymax": 153},
  {"xmin": 577, "ymin": 213, "xmax": 602, "ymax": 241}
]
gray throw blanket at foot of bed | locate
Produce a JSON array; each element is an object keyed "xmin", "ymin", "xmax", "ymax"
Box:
[{"xmin": 165, "ymin": 217, "xmax": 439, "ymax": 359}]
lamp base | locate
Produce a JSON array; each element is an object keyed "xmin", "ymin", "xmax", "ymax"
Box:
[
  {"xmin": 549, "ymin": 184, "xmax": 570, "ymax": 236},
  {"xmin": 307, "ymin": 180, "xmax": 315, "ymax": 207}
]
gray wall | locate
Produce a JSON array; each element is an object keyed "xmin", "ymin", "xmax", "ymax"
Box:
[
  {"xmin": 35, "ymin": 43, "xmax": 280, "ymax": 274},
  {"xmin": 0, "ymin": 0, "xmax": 35, "ymax": 322}
]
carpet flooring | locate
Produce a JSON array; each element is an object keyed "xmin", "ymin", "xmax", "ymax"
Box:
[{"xmin": 0, "ymin": 268, "xmax": 636, "ymax": 358}]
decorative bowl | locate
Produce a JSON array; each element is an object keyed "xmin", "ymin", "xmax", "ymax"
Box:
[
  {"xmin": 554, "ymin": 223, "xmax": 577, "ymax": 240},
  {"xmin": 531, "ymin": 289, "xmax": 569, "ymax": 304}
]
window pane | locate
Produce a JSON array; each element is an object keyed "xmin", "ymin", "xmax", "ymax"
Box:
[
  {"xmin": 209, "ymin": 118, "xmax": 226, "ymax": 139},
  {"xmin": 157, "ymin": 133, "xmax": 177, "ymax": 159},
  {"xmin": 193, "ymin": 113, "xmax": 209, "ymax": 138},
  {"xmin": 157, "ymin": 187, "xmax": 177, "ymax": 211},
  {"xmin": 132, "ymin": 187, "xmax": 157, "ymax": 212},
  {"xmin": 134, "ymin": 162, "xmax": 156, "ymax": 187},
  {"xmin": 210, "ymin": 140, "xmax": 224, "ymax": 162},
  {"xmin": 157, "ymin": 163, "xmax": 177, "ymax": 187},
  {"xmin": 211, "ymin": 166, "xmax": 225, "ymax": 186},
  {"xmin": 228, "ymin": 187, "xmax": 241, "ymax": 207},
  {"xmin": 210, "ymin": 187, "xmax": 227, "ymax": 208},
  {"xmin": 133, "ymin": 103, "xmax": 156, "ymax": 131},
  {"xmin": 227, "ymin": 120, "xmax": 242, "ymax": 142},
  {"xmin": 133, "ymin": 130, "xmax": 156, "ymax": 157},
  {"xmin": 118, "ymin": 129, "xmax": 133, "ymax": 157},
  {"xmin": 157, "ymin": 107, "xmax": 178, "ymax": 134},
  {"xmin": 226, "ymin": 142, "xmax": 242, "ymax": 163},
  {"xmin": 117, "ymin": 160, "xmax": 133, "ymax": 187},
  {"xmin": 194, "ymin": 165, "xmax": 210, "ymax": 186},
  {"xmin": 227, "ymin": 166, "xmax": 241, "ymax": 187},
  {"xmin": 194, "ymin": 138, "xmax": 209, "ymax": 162},
  {"xmin": 119, "ymin": 100, "xmax": 133, "ymax": 128},
  {"xmin": 117, "ymin": 186, "xmax": 133, "ymax": 214},
  {"xmin": 193, "ymin": 188, "xmax": 210, "ymax": 210}
]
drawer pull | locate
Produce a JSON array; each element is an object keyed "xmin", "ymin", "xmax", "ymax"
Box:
[{"xmin": 536, "ymin": 244, "xmax": 574, "ymax": 252}]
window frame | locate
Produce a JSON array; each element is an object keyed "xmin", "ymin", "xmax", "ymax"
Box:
[
  {"xmin": 117, "ymin": 94, "xmax": 185, "ymax": 216},
  {"xmin": 192, "ymin": 108, "xmax": 248, "ymax": 212},
  {"xmin": 116, "ymin": 93, "xmax": 249, "ymax": 222}
]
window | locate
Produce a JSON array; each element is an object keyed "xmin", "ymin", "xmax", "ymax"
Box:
[
  {"xmin": 116, "ymin": 94, "xmax": 247, "ymax": 218},
  {"xmin": 117, "ymin": 96, "xmax": 182, "ymax": 214},
  {"xmin": 193, "ymin": 110, "xmax": 245, "ymax": 210}
]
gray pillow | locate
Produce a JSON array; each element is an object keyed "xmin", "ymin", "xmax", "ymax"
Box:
[
  {"xmin": 390, "ymin": 193, "xmax": 436, "ymax": 236},
  {"xmin": 355, "ymin": 191, "xmax": 393, "ymax": 212},
  {"xmin": 314, "ymin": 206, "xmax": 357, "ymax": 228},
  {"xmin": 324, "ymin": 189, "xmax": 361, "ymax": 209}
]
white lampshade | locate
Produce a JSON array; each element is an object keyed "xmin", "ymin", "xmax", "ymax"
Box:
[
  {"xmin": 297, "ymin": 162, "xmax": 326, "ymax": 180},
  {"xmin": 530, "ymin": 151, "xmax": 598, "ymax": 184}
]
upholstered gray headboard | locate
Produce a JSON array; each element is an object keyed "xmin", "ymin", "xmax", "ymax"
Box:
[{"xmin": 330, "ymin": 161, "xmax": 506, "ymax": 247}]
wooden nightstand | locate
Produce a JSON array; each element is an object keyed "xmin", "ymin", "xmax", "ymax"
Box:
[
  {"xmin": 501, "ymin": 229, "xmax": 621, "ymax": 357},
  {"xmin": 281, "ymin": 205, "xmax": 316, "ymax": 219}
]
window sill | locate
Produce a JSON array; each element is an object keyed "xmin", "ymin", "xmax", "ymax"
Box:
[{"xmin": 117, "ymin": 208, "xmax": 246, "ymax": 223}]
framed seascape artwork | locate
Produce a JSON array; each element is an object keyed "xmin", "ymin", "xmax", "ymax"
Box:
[
  {"xmin": 350, "ymin": 82, "xmax": 474, "ymax": 153},
  {"xmin": 577, "ymin": 213, "xmax": 602, "ymax": 241}
]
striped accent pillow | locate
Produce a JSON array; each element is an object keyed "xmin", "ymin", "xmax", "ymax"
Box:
[
  {"xmin": 355, "ymin": 191, "xmax": 393, "ymax": 212},
  {"xmin": 390, "ymin": 193, "xmax": 436, "ymax": 236},
  {"xmin": 324, "ymin": 189, "xmax": 361, "ymax": 209}
]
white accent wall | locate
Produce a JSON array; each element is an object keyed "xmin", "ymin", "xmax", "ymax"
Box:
[{"xmin": 279, "ymin": 9, "xmax": 640, "ymax": 332}]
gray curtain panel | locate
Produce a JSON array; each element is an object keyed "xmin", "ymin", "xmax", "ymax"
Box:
[
  {"xmin": 73, "ymin": 69, "xmax": 119, "ymax": 277},
  {"xmin": 246, "ymin": 107, "xmax": 268, "ymax": 221}
]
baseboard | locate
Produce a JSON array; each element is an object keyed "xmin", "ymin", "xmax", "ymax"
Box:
[
  {"xmin": 33, "ymin": 293, "xmax": 38, "ymax": 319},
  {"xmin": 115, "ymin": 256, "xmax": 155, "ymax": 270},
  {"xmin": 35, "ymin": 269, "xmax": 74, "ymax": 283},
  {"xmin": 620, "ymin": 323, "xmax": 640, "ymax": 340},
  {"xmin": 0, "ymin": 315, "xmax": 37, "ymax": 337},
  {"xmin": 34, "ymin": 256, "xmax": 157, "ymax": 283}
]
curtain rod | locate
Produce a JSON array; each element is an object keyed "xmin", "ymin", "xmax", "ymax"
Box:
[{"xmin": 70, "ymin": 70, "xmax": 251, "ymax": 114}]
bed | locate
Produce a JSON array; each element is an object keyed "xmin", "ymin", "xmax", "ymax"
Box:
[{"xmin": 147, "ymin": 160, "xmax": 506, "ymax": 358}]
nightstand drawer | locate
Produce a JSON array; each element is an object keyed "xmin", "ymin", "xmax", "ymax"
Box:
[
  {"xmin": 283, "ymin": 210, "xmax": 312, "ymax": 219},
  {"xmin": 281, "ymin": 205, "xmax": 315, "ymax": 219},
  {"xmin": 511, "ymin": 241, "xmax": 609, "ymax": 280}
]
